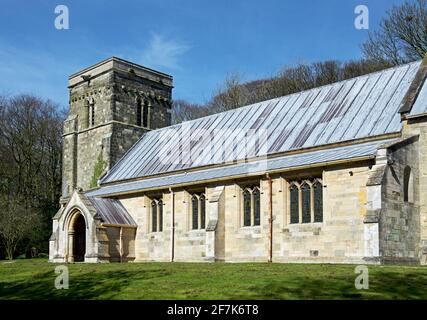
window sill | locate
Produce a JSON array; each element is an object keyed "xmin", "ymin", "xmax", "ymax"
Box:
[
  {"xmin": 240, "ymin": 225, "xmax": 261, "ymax": 229},
  {"xmin": 288, "ymin": 222, "xmax": 323, "ymax": 226},
  {"xmin": 238, "ymin": 226, "xmax": 262, "ymax": 234}
]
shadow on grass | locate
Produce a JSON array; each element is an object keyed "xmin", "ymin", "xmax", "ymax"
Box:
[
  {"xmin": 229, "ymin": 270, "xmax": 427, "ymax": 300},
  {"xmin": 0, "ymin": 269, "xmax": 171, "ymax": 300},
  {"xmin": 1, "ymin": 262, "xmax": 427, "ymax": 300}
]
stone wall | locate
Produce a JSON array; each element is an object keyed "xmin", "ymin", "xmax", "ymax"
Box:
[
  {"xmin": 402, "ymin": 117, "xmax": 427, "ymax": 264},
  {"xmin": 118, "ymin": 161, "xmax": 385, "ymax": 264},
  {"xmin": 379, "ymin": 138, "xmax": 420, "ymax": 264},
  {"xmin": 62, "ymin": 58, "xmax": 173, "ymax": 196}
]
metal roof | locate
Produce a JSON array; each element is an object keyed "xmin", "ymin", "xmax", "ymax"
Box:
[
  {"xmin": 101, "ymin": 61, "xmax": 420, "ymax": 185},
  {"xmin": 409, "ymin": 69, "xmax": 427, "ymax": 116},
  {"xmin": 87, "ymin": 196, "xmax": 136, "ymax": 226},
  {"xmin": 88, "ymin": 139, "xmax": 394, "ymax": 197}
]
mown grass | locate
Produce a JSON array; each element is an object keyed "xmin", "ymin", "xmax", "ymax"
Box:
[{"xmin": 0, "ymin": 259, "xmax": 426, "ymax": 300}]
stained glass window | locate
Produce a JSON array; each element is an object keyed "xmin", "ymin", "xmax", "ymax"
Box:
[
  {"xmin": 243, "ymin": 189, "xmax": 251, "ymax": 227},
  {"xmin": 253, "ymin": 188, "xmax": 260, "ymax": 226},
  {"xmin": 301, "ymin": 183, "xmax": 311, "ymax": 224},
  {"xmin": 290, "ymin": 184, "xmax": 299, "ymax": 224},
  {"xmin": 314, "ymin": 181, "xmax": 323, "ymax": 223}
]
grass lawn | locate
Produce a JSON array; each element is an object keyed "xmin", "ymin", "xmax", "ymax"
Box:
[{"xmin": 0, "ymin": 259, "xmax": 426, "ymax": 300}]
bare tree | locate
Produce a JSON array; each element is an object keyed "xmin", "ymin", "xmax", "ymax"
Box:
[
  {"xmin": 208, "ymin": 73, "xmax": 250, "ymax": 113},
  {"xmin": 172, "ymin": 100, "xmax": 211, "ymax": 124},
  {"xmin": 0, "ymin": 195, "xmax": 43, "ymax": 260},
  {"xmin": 362, "ymin": 0, "xmax": 427, "ymax": 65},
  {"xmin": 0, "ymin": 94, "xmax": 64, "ymax": 258},
  {"xmin": 171, "ymin": 60, "xmax": 391, "ymax": 122}
]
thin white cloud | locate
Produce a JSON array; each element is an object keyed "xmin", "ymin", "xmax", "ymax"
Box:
[{"xmin": 142, "ymin": 33, "xmax": 190, "ymax": 70}]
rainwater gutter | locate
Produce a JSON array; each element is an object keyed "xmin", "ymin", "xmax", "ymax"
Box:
[{"xmin": 266, "ymin": 173, "xmax": 273, "ymax": 263}]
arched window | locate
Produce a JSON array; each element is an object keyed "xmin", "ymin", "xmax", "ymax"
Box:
[
  {"xmin": 151, "ymin": 200, "xmax": 157, "ymax": 232},
  {"xmin": 404, "ymin": 166, "xmax": 414, "ymax": 203},
  {"xmin": 243, "ymin": 189, "xmax": 251, "ymax": 227},
  {"xmin": 253, "ymin": 188, "xmax": 260, "ymax": 226},
  {"xmin": 151, "ymin": 198, "xmax": 163, "ymax": 232},
  {"xmin": 301, "ymin": 182, "xmax": 311, "ymax": 223},
  {"xmin": 142, "ymin": 100, "xmax": 149, "ymax": 128},
  {"xmin": 158, "ymin": 199, "xmax": 163, "ymax": 232},
  {"xmin": 290, "ymin": 183, "xmax": 299, "ymax": 224},
  {"xmin": 313, "ymin": 180, "xmax": 323, "ymax": 223},
  {"xmin": 136, "ymin": 99, "xmax": 142, "ymax": 126},
  {"xmin": 242, "ymin": 185, "xmax": 261, "ymax": 227},
  {"xmin": 192, "ymin": 195, "xmax": 199, "ymax": 230},
  {"xmin": 191, "ymin": 193, "xmax": 206, "ymax": 230}
]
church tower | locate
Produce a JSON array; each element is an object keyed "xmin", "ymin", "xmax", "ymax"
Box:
[{"xmin": 61, "ymin": 57, "xmax": 173, "ymax": 201}]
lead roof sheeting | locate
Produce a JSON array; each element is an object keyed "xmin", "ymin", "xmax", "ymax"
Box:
[
  {"xmin": 87, "ymin": 139, "xmax": 394, "ymax": 197},
  {"xmin": 409, "ymin": 72, "xmax": 427, "ymax": 116},
  {"xmin": 87, "ymin": 196, "xmax": 136, "ymax": 226},
  {"xmin": 101, "ymin": 61, "xmax": 420, "ymax": 184}
]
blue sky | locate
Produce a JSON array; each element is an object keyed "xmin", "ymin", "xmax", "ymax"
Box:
[{"xmin": 0, "ymin": 0, "xmax": 407, "ymax": 108}]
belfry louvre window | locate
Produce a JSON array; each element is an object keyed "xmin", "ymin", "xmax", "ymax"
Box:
[
  {"xmin": 142, "ymin": 101, "xmax": 149, "ymax": 128},
  {"xmin": 151, "ymin": 198, "xmax": 163, "ymax": 232},
  {"xmin": 191, "ymin": 193, "xmax": 206, "ymax": 230},
  {"xmin": 88, "ymin": 99, "xmax": 95, "ymax": 127},
  {"xmin": 242, "ymin": 185, "xmax": 261, "ymax": 227},
  {"xmin": 136, "ymin": 99, "xmax": 142, "ymax": 126},
  {"xmin": 289, "ymin": 178, "xmax": 323, "ymax": 224}
]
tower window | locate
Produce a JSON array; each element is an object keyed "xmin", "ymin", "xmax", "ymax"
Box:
[
  {"xmin": 142, "ymin": 101, "xmax": 149, "ymax": 128},
  {"xmin": 242, "ymin": 185, "xmax": 261, "ymax": 227},
  {"xmin": 88, "ymin": 100, "xmax": 95, "ymax": 127},
  {"xmin": 136, "ymin": 99, "xmax": 142, "ymax": 126}
]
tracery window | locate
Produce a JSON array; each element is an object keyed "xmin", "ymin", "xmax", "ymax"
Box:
[
  {"xmin": 151, "ymin": 198, "xmax": 163, "ymax": 232},
  {"xmin": 191, "ymin": 193, "xmax": 206, "ymax": 230},
  {"xmin": 289, "ymin": 178, "xmax": 323, "ymax": 224},
  {"xmin": 242, "ymin": 185, "xmax": 261, "ymax": 227}
]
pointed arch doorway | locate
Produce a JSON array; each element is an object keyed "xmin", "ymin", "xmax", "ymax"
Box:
[{"xmin": 68, "ymin": 212, "xmax": 86, "ymax": 262}]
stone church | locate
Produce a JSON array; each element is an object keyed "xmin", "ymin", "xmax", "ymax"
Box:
[{"xmin": 49, "ymin": 56, "xmax": 427, "ymax": 264}]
